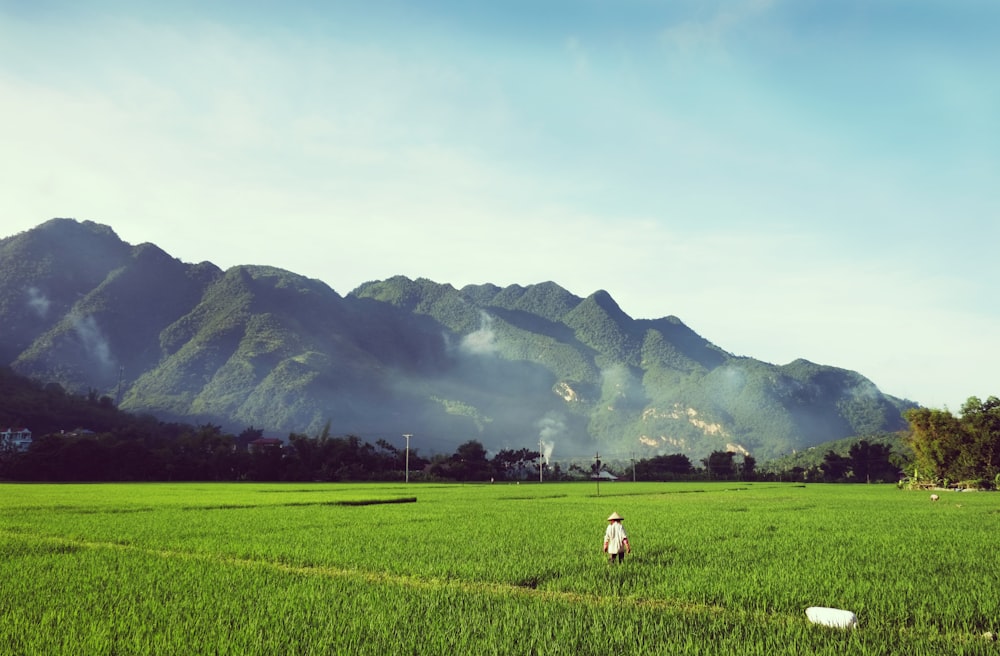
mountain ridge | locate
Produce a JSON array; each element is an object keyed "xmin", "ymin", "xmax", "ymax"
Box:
[{"xmin": 0, "ymin": 218, "xmax": 916, "ymax": 460}]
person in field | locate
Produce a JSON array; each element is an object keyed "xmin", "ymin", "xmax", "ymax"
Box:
[{"xmin": 602, "ymin": 511, "xmax": 631, "ymax": 563}]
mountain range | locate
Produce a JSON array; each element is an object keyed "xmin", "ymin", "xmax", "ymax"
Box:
[{"xmin": 0, "ymin": 219, "xmax": 915, "ymax": 461}]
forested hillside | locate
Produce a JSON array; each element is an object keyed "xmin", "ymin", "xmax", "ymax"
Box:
[{"xmin": 1, "ymin": 219, "xmax": 917, "ymax": 461}]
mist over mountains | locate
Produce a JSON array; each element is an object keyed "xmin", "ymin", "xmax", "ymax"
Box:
[{"xmin": 0, "ymin": 219, "xmax": 915, "ymax": 461}]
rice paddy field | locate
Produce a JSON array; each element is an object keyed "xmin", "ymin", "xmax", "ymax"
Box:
[{"xmin": 1, "ymin": 481, "xmax": 999, "ymax": 655}]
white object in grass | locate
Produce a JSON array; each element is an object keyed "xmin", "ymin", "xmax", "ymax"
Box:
[{"xmin": 806, "ymin": 607, "xmax": 858, "ymax": 629}]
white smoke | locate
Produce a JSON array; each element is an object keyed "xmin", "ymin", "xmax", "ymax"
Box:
[
  {"xmin": 600, "ymin": 364, "xmax": 634, "ymax": 395},
  {"xmin": 536, "ymin": 411, "xmax": 566, "ymax": 464},
  {"xmin": 26, "ymin": 286, "xmax": 50, "ymax": 318},
  {"xmin": 71, "ymin": 313, "xmax": 114, "ymax": 372},
  {"xmin": 460, "ymin": 311, "xmax": 498, "ymax": 355},
  {"xmin": 847, "ymin": 379, "xmax": 880, "ymax": 401},
  {"xmin": 717, "ymin": 364, "xmax": 747, "ymax": 392},
  {"xmin": 539, "ymin": 440, "xmax": 555, "ymax": 465}
]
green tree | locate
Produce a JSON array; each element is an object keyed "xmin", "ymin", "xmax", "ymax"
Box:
[
  {"xmin": 491, "ymin": 447, "xmax": 540, "ymax": 481},
  {"xmin": 906, "ymin": 397, "xmax": 1000, "ymax": 486},
  {"xmin": 958, "ymin": 396, "xmax": 1000, "ymax": 483},
  {"xmin": 820, "ymin": 450, "xmax": 850, "ymax": 482},
  {"xmin": 634, "ymin": 453, "xmax": 693, "ymax": 480},
  {"xmin": 431, "ymin": 440, "xmax": 492, "ymax": 481},
  {"xmin": 848, "ymin": 439, "xmax": 898, "ymax": 483},
  {"xmin": 702, "ymin": 451, "xmax": 735, "ymax": 480},
  {"xmin": 905, "ymin": 407, "xmax": 963, "ymax": 482}
]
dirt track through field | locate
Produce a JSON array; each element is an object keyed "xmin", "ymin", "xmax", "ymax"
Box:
[{"xmin": 4, "ymin": 527, "xmax": 737, "ymax": 616}]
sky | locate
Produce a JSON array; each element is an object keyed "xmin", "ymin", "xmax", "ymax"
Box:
[{"xmin": 2, "ymin": 0, "xmax": 998, "ymax": 412}]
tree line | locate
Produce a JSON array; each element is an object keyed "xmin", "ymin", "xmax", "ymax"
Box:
[
  {"xmin": 905, "ymin": 396, "xmax": 1000, "ymax": 488},
  {"xmin": 3, "ymin": 368, "xmax": 998, "ymax": 485},
  {"xmin": 629, "ymin": 445, "xmax": 898, "ymax": 484},
  {"xmin": 0, "ymin": 426, "xmax": 899, "ymax": 484}
]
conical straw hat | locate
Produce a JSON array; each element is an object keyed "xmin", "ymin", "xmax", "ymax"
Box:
[{"xmin": 607, "ymin": 512, "xmax": 624, "ymax": 521}]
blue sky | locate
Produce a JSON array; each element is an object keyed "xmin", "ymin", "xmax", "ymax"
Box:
[{"xmin": 2, "ymin": 0, "xmax": 998, "ymax": 411}]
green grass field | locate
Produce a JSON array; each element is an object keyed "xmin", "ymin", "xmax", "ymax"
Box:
[{"xmin": 1, "ymin": 481, "xmax": 998, "ymax": 655}]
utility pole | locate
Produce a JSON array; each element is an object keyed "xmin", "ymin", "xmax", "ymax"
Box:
[
  {"xmin": 403, "ymin": 434, "xmax": 412, "ymax": 483},
  {"xmin": 593, "ymin": 451, "xmax": 601, "ymax": 497},
  {"xmin": 631, "ymin": 451, "xmax": 636, "ymax": 482}
]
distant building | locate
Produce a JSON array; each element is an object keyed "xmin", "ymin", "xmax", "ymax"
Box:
[
  {"xmin": 0, "ymin": 427, "xmax": 33, "ymax": 452},
  {"xmin": 62, "ymin": 428, "xmax": 97, "ymax": 438},
  {"xmin": 248, "ymin": 437, "xmax": 284, "ymax": 454}
]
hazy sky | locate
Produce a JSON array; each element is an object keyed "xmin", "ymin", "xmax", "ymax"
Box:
[{"xmin": 2, "ymin": 0, "xmax": 997, "ymax": 412}]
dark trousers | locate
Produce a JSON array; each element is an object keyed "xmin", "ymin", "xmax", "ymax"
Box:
[{"xmin": 608, "ymin": 551, "xmax": 625, "ymax": 564}]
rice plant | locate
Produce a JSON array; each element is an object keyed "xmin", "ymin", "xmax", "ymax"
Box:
[{"xmin": 2, "ymin": 482, "xmax": 998, "ymax": 654}]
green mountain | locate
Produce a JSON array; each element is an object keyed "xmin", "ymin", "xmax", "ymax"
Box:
[{"xmin": 0, "ymin": 219, "xmax": 917, "ymax": 459}]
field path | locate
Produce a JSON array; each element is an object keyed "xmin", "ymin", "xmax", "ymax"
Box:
[{"xmin": 6, "ymin": 527, "xmax": 764, "ymax": 619}]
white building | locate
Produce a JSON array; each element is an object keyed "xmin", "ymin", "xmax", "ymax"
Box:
[{"xmin": 0, "ymin": 427, "xmax": 33, "ymax": 452}]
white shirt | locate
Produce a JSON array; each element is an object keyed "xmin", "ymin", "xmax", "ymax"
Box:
[{"xmin": 604, "ymin": 522, "xmax": 628, "ymax": 554}]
